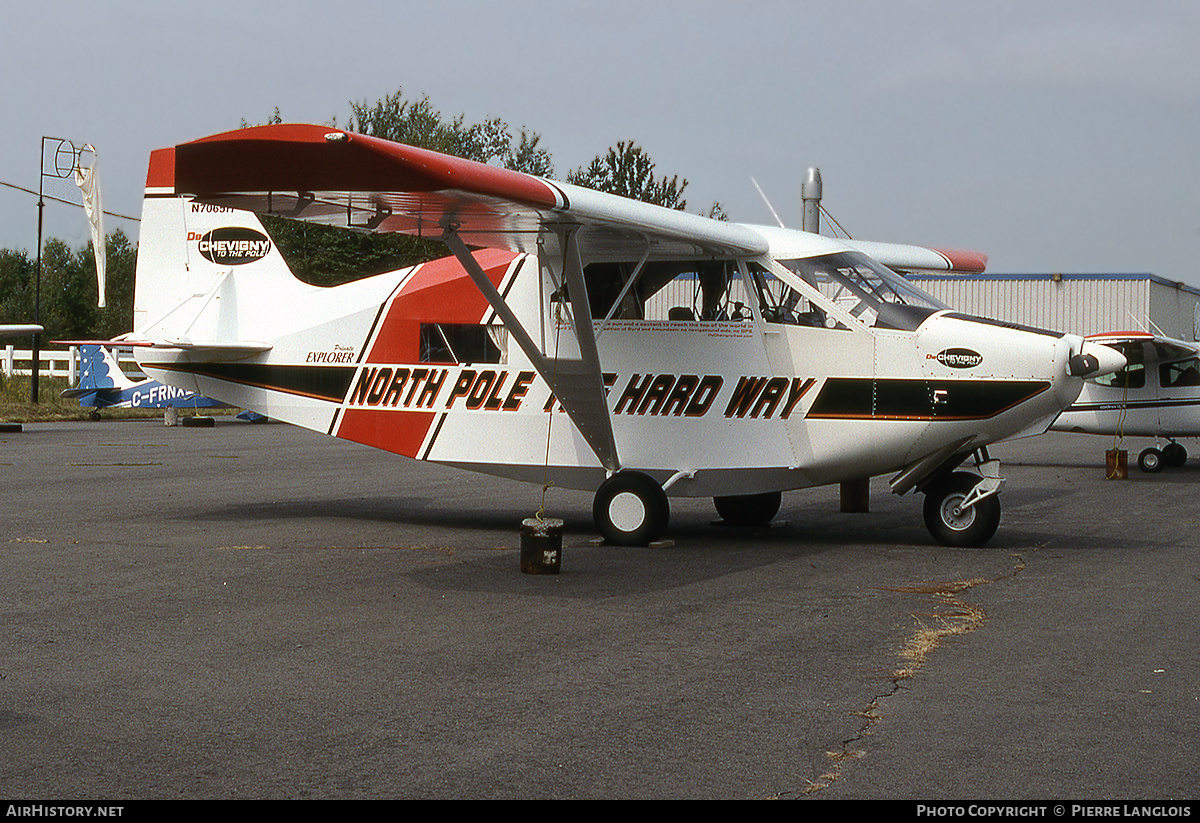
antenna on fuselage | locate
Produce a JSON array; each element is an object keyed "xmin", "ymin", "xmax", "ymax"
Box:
[{"xmin": 752, "ymin": 177, "xmax": 786, "ymax": 228}]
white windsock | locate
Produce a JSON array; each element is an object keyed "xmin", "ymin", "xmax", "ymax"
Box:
[{"xmin": 74, "ymin": 146, "xmax": 106, "ymax": 308}]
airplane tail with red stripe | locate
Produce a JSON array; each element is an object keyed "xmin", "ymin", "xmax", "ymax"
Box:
[
  {"xmin": 128, "ymin": 145, "xmax": 526, "ymax": 459},
  {"xmin": 133, "ymin": 147, "xmax": 307, "ymax": 342}
]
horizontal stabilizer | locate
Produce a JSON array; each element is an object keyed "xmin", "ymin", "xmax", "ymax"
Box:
[
  {"xmin": 149, "ymin": 340, "xmax": 274, "ymax": 354},
  {"xmin": 60, "ymin": 338, "xmax": 273, "ymax": 355}
]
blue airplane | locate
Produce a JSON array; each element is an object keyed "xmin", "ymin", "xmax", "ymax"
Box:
[{"xmin": 62, "ymin": 344, "xmax": 263, "ymax": 419}]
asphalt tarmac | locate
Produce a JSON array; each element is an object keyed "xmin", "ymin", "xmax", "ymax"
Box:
[{"xmin": 1, "ymin": 418, "xmax": 1196, "ymax": 800}]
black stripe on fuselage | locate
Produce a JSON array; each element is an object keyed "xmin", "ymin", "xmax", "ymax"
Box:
[
  {"xmin": 143, "ymin": 362, "xmax": 357, "ymax": 403},
  {"xmin": 941, "ymin": 313, "xmax": 1063, "ymax": 339},
  {"xmin": 807, "ymin": 377, "xmax": 1051, "ymax": 420}
]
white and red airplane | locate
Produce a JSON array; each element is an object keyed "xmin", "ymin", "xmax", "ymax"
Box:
[
  {"xmin": 126, "ymin": 124, "xmax": 1124, "ymax": 547},
  {"xmin": 1051, "ymin": 330, "xmax": 1200, "ymax": 471}
]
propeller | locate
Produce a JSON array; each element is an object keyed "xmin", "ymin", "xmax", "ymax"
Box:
[{"xmin": 1068, "ymin": 341, "xmax": 1127, "ymax": 378}]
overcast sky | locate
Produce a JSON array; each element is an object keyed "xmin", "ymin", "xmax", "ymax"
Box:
[{"xmin": 3, "ymin": 0, "xmax": 1198, "ymax": 285}]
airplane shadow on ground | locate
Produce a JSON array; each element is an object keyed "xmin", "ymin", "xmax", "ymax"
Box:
[
  {"xmin": 183, "ymin": 489, "xmax": 1163, "ymax": 596},
  {"xmin": 190, "ymin": 480, "xmax": 1162, "ymax": 550}
]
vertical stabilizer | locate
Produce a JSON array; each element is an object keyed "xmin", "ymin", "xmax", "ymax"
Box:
[
  {"xmin": 133, "ymin": 147, "xmax": 306, "ymax": 344},
  {"xmin": 77, "ymin": 345, "xmax": 137, "ymax": 391}
]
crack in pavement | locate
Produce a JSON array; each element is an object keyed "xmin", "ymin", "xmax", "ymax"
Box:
[{"xmin": 771, "ymin": 553, "xmax": 1027, "ymax": 799}]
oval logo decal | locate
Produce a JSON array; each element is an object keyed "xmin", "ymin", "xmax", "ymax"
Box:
[
  {"xmin": 933, "ymin": 348, "xmax": 984, "ymax": 369},
  {"xmin": 197, "ymin": 227, "xmax": 272, "ymax": 265}
]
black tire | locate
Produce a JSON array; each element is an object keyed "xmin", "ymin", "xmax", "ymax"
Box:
[
  {"xmin": 1138, "ymin": 447, "xmax": 1164, "ymax": 473},
  {"xmin": 593, "ymin": 471, "xmax": 670, "ymax": 546},
  {"xmin": 922, "ymin": 471, "xmax": 1001, "ymax": 548},
  {"xmin": 1162, "ymin": 442, "xmax": 1187, "ymax": 468},
  {"xmin": 713, "ymin": 491, "xmax": 782, "ymax": 526}
]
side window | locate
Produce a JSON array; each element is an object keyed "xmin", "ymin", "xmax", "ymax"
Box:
[
  {"xmin": 420, "ymin": 324, "xmax": 504, "ymax": 364},
  {"xmin": 1161, "ymin": 358, "xmax": 1200, "ymax": 389},
  {"xmin": 600, "ymin": 260, "xmax": 757, "ymax": 322},
  {"xmin": 1091, "ymin": 363, "xmax": 1145, "ymax": 390},
  {"xmin": 746, "ymin": 262, "xmax": 830, "ymax": 328}
]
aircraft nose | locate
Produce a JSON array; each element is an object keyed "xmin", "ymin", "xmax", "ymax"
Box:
[{"xmin": 1067, "ymin": 341, "xmax": 1127, "ymax": 378}]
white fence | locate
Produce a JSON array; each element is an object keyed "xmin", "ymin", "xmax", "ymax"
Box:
[{"xmin": 1, "ymin": 346, "xmax": 145, "ymax": 383}]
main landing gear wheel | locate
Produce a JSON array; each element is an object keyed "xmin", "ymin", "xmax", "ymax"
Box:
[
  {"xmin": 923, "ymin": 471, "xmax": 1001, "ymax": 548},
  {"xmin": 713, "ymin": 491, "xmax": 782, "ymax": 527},
  {"xmin": 1138, "ymin": 447, "xmax": 1164, "ymax": 473},
  {"xmin": 593, "ymin": 471, "xmax": 670, "ymax": 546},
  {"xmin": 1162, "ymin": 441, "xmax": 1187, "ymax": 468}
]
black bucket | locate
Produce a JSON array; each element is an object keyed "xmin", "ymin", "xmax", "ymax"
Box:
[{"xmin": 520, "ymin": 517, "xmax": 563, "ymax": 575}]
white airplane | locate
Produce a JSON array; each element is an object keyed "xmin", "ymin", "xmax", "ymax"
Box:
[
  {"xmin": 1051, "ymin": 330, "xmax": 1200, "ymax": 471},
  {"xmin": 126, "ymin": 124, "xmax": 1124, "ymax": 547}
]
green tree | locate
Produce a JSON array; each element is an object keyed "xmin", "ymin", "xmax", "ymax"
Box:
[
  {"xmin": 568, "ymin": 141, "xmax": 688, "ymax": 210},
  {"xmin": 0, "ymin": 248, "xmax": 35, "ymax": 327},
  {"xmin": 41, "ymin": 237, "xmax": 96, "ymax": 339},
  {"xmin": 96, "ymin": 229, "xmax": 137, "ymax": 339},
  {"xmin": 346, "ymin": 91, "xmax": 554, "ymax": 176},
  {"xmin": 258, "ymin": 217, "xmax": 447, "ymax": 287},
  {"xmin": 1, "ymin": 229, "xmax": 138, "ymax": 340}
]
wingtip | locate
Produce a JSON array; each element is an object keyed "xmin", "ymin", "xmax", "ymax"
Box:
[{"xmin": 931, "ymin": 248, "xmax": 988, "ymax": 273}]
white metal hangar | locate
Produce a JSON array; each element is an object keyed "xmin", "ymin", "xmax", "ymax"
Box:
[{"xmin": 907, "ymin": 272, "xmax": 1200, "ymax": 342}]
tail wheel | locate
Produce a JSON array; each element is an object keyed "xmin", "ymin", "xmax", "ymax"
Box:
[
  {"xmin": 593, "ymin": 471, "xmax": 670, "ymax": 546},
  {"xmin": 713, "ymin": 491, "xmax": 782, "ymax": 526},
  {"xmin": 923, "ymin": 471, "xmax": 1001, "ymax": 548},
  {"xmin": 1162, "ymin": 442, "xmax": 1187, "ymax": 468},
  {"xmin": 1138, "ymin": 447, "xmax": 1164, "ymax": 473}
]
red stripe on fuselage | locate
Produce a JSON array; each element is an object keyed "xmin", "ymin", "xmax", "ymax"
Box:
[
  {"xmin": 336, "ymin": 408, "xmax": 437, "ymax": 459},
  {"xmin": 333, "ymin": 247, "xmax": 519, "ymax": 456},
  {"xmin": 363, "ymin": 248, "xmax": 518, "ymax": 363}
]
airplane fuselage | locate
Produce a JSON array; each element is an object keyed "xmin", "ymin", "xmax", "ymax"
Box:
[{"xmin": 138, "ymin": 243, "xmax": 1086, "ymax": 498}]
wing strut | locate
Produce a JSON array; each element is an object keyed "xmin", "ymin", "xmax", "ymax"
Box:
[
  {"xmin": 596, "ymin": 244, "xmax": 652, "ymax": 337},
  {"xmin": 441, "ymin": 227, "xmax": 620, "ymax": 472}
]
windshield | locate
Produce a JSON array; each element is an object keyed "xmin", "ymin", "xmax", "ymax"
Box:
[{"xmin": 779, "ymin": 252, "xmax": 949, "ymax": 329}]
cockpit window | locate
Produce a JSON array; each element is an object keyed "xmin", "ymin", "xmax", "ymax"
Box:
[
  {"xmin": 580, "ymin": 251, "xmax": 948, "ymax": 332},
  {"xmin": 1161, "ymin": 357, "xmax": 1200, "ymax": 389},
  {"xmin": 581, "ymin": 260, "xmax": 748, "ymax": 322},
  {"xmin": 1090, "ymin": 342, "xmax": 1145, "ymax": 390},
  {"xmin": 777, "ymin": 252, "xmax": 948, "ymax": 330},
  {"xmin": 743, "ymin": 262, "xmax": 829, "ymax": 327},
  {"xmin": 1091, "ymin": 363, "xmax": 1145, "ymax": 390}
]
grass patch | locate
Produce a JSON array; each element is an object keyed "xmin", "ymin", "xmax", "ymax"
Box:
[{"xmin": 0, "ymin": 374, "xmax": 97, "ymax": 421}]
